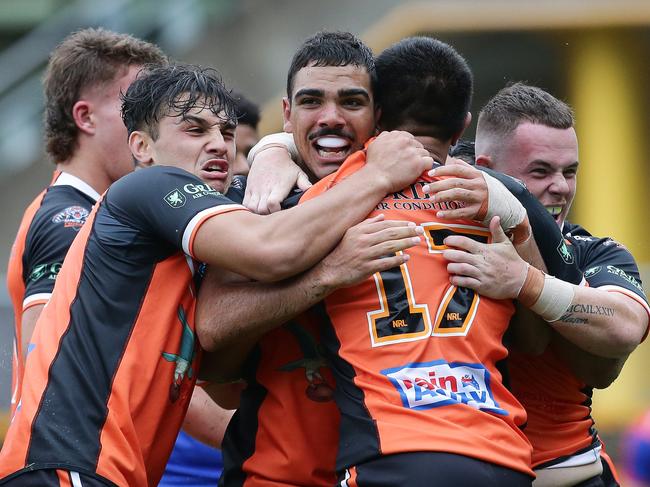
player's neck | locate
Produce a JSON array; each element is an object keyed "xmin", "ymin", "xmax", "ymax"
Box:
[{"xmin": 56, "ymin": 148, "xmax": 112, "ymax": 196}]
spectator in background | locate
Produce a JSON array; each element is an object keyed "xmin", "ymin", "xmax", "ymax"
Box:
[{"xmin": 231, "ymin": 92, "xmax": 260, "ymax": 176}]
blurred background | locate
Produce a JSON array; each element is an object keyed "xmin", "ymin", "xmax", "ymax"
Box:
[{"xmin": 0, "ymin": 0, "xmax": 648, "ymax": 479}]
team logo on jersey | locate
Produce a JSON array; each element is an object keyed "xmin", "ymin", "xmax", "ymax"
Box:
[
  {"xmin": 164, "ymin": 189, "xmax": 186, "ymax": 208},
  {"xmin": 557, "ymin": 239, "xmax": 574, "ymax": 264},
  {"xmin": 162, "ymin": 306, "xmax": 198, "ymax": 402},
  {"xmin": 382, "ymin": 360, "xmax": 507, "ymax": 415},
  {"xmin": 278, "ymin": 322, "xmax": 334, "ymax": 402},
  {"xmin": 28, "ymin": 262, "xmax": 62, "ymax": 282},
  {"xmin": 51, "ymin": 205, "xmax": 89, "ymax": 229},
  {"xmin": 584, "ymin": 266, "xmax": 602, "ymax": 278}
]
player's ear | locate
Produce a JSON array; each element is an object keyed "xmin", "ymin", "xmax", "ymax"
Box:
[
  {"xmin": 129, "ymin": 131, "xmax": 154, "ymax": 165},
  {"xmin": 475, "ymin": 155, "xmax": 491, "ymax": 168},
  {"xmin": 72, "ymin": 100, "xmax": 95, "ymax": 135},
  {"xmin": 451, "ymin": 112, "xmax": 472, "ymax": 145},
  {"xmin": 282, "ymin": 97, "xmax": 293, "ymax": 133}
]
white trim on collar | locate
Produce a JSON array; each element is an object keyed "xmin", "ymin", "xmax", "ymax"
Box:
[{"xmin": 53, "ymin": 172, "xmax": 101, "ymax": 202}]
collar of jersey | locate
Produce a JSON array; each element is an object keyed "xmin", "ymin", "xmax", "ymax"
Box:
[{"xmin": 54, "ymin": 172, "xmax": 101, "ymax": 202}]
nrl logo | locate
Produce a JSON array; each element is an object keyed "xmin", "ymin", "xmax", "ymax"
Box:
[{"xmin": 164, "ymin": 189, "xmax": 186, "ymax": 208}]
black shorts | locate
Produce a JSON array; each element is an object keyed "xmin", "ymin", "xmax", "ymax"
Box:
[
  {"xmin": 0, "ymin": 469, "xmax": 111, "ymax": 487},
  {"xmin": 340, "ymin": 451, "xmax": 533, "ymax": 487}
]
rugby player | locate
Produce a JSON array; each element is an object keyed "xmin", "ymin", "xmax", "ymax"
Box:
[
  {"xmin": 444, "ymin": 82, "xmax": 650, "ymax": 486},
  {"xmin": 0, "ymin": 63, "xmax": 430, "ymax": 487},
  {"xmin": 6, "ymin": 28, "xmax": 166, "ymax": 418}
]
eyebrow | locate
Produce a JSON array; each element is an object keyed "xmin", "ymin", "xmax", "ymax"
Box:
[
  {"xmin": 293, "ymin": 87, "xmax": 371, "ymax": 101},
  {"xmin": 181, "ymin": 115, "xmax": 236, "ymax": 131},
  {"xmin": 528, "ymin": 160, "xmax": 580, "ymax": 170}
]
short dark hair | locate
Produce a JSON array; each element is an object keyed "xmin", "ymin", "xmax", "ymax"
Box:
[
  {"xmin": 449, "ymin": 139, "xmax": 476, "ymax": 164},
  {"xmin": 286, "ymin": 31, "xmax": 376, "ymax": 100},
  {"xmin": 43, "ymin": 28, "xmax": 167, "ymax": 163},
  {"xmin": 477, "ymin": 82, "xmax": 575, "ymax": 141},
  {"xmin": 232, "ymin": 92, "xmax": 260, "ymax": 129},
  {"xmin": 121, "ymin": 64, "xmax": 238, "ymax": 139},
  {"xmin": 375, "ymin": 37, "xmax": 473, "ymax": 140}
]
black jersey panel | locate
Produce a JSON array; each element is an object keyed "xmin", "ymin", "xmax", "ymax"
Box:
[
  {"xmin": 22, "ymin": 186, "xmax": 95, "ymax": 298},
  {"xmin": 104, "ymin": 166, "xmax": 240, "ymax": 250}
]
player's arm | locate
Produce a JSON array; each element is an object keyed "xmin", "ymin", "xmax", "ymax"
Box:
[
  {"xmin": 181, "ymin": 386, "xmax": 235, "ymax": 447},
  {"xmin": 244, "ymin": 132, "xmax": 310, "ymax": 214},
  {"xmin": 196, "ymin": 215, "xmax": 424, "ymax": 380},
  {"xmin": 20, "ymin": 304, "xmax": 45, "ymax": 362},
  {"xmin": 193, "ymin": 131, "xmax": 432, "ymax": 281},
  {"xmin": 550, "ymin": 334, "xmax": 626, "ymax": 388}
]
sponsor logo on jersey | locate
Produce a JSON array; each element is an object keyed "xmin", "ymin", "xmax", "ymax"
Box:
[
  {"xmin": 28, "ymin": 262, "xmax": 62, "ymax": 282},
  {"xmin": 51, "ymin": 205, "xmax": 89, "ymax": 229},
  {"xmin": 569, "ymin": 234, "xmax": 595, "ymax": 242},
  {"xmin": 605, "ymin": 265, "xmax": 644, "ymax": 293},
  {"xmin": 557, "ymin": 239, "xmax": 574, "ymax": 264},
  {"xmin": 584, "ymin": 266, "xmax": 602, "ymax": 278},
  {"xmin": 183, "ymin": 182, "xmax": 220, "ymax": 199},
  {"xmin": 164, "ymin": 189, "xmax": 187, "ymax": 208},
  {"xmin": 382, "ymin": 360, "xmax": 507, "ymax": 415}
]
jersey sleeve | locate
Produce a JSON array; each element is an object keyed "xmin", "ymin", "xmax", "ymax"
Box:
[
  {"xmin": 566, "ymin": 230, "xmax": 650, "ymax": 316},
  {"xmin": 104, "ymin": 166, "xmax": 247, "ymax": 257},
  {"xmin": 22, "ymin": 200, "xmax": 93, "ymax": 309},
  {"xmin": 478, "ymin": 167, "xmax": 583, "ymax": 285}
]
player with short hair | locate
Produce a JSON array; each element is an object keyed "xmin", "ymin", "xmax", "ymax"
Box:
[
  {"xmin": 0, "ymin": 63, "xmax": 430, "ymax": 487},
  {"xmin": 444, "ymin": 82, "xmax": 650, "ymax": 486},
  {"xmin": 205, "ymin": 37, "xmax": 584, "ymax": 486},
  {"xmin": 6, "ymin": 27, "xmax": 167, "ymax": 420}
]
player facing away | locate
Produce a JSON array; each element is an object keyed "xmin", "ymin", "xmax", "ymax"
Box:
[
  {"xmin": 6, "ymin": 28, "xmax": 166, "ymax": 419},
  {"xmin": 0, "ymin": 64, "xmax": 431, "ymax": 487}
]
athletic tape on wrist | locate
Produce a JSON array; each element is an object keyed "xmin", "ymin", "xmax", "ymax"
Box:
[
  {"xmin": 247, "ymin": 132, "xmax": 300, "ymax": 165},
  {"xmin": 519, "ymin": 266, "xmax": 574, "ymax": 322},
  {"xmin": 482, "ymin": 172, "xmax": 527, "ymax": 232}
]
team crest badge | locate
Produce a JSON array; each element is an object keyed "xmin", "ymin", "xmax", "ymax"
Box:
[
  {"xmin": 52, "ymin": 205, "xmax": 89, "ymax": 229},
  {"xmin": 557, "ymin": 239, "xmax": 574, "ymax": 264},
  {"xmin": 164, "ymin": 189, "xmax": 186, "ymax": 208}
]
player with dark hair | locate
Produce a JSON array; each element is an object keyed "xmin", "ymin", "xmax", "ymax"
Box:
[
  {"xmin": 442, "ymin": 82, "xmax": 650, "ymax": 486},
  {"xmin": 202, "ymin": 37, "xmax": 585, "ymax": 486},
  {"xmin": 0, "ymin": 63, "xmax": 430, "ymax": 487},
  {"xmin": 6, "ymin": 28, "xmax": 167, "ymax": 421}
]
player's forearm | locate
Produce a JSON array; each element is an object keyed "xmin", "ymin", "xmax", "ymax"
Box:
[
  {"xmin": 196, "ymin": 269, "xmax": 335, "ymax": 353},
  {"xmin": 182, "ymin": 387, "xmax": 234, "ymax": 447},
  {"xmin": 252, "ymin": 164, "xmax": 391, "ymax": 280},
  {"xmin": 549, "ymin": 286, "xmax": 647, "ymax": 358}
]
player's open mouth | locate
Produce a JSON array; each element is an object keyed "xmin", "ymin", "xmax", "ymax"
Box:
[
  {"xmin": 201, "ymin": 159, "xmax": 228, "ymax": 179},
  {"xmin": 313, "ymin": 136, "xmax": 350, "ymax": 159},
  {"xmin": 546, "ymin": 206, "xmax": 563, "ymax": 221}
]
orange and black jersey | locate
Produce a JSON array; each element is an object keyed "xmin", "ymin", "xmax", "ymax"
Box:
[
  {"xmin": 0, "ymin": 166, "xmax": 246, "ymax": 487},
  {"xmin": 6, "ymin": 172, "xmax": 98, "ymax": 416},
  {"xmin": 220, "ymin": 312, "xmax": 339, "ymax": 487},
  {"xmin": 510, "ymin": 222, "xmax": 650, "ymax": 468},
  {"xmin": 297, "ymin": 145, "xmax": 580, "ymax": 477}
]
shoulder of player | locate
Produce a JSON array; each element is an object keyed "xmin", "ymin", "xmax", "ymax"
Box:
[{"xmin": 25, "ymin": 186, "xmax": 94, "ymax": 235}]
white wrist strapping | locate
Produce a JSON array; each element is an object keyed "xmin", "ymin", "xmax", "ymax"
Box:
[
  {"xmin": 247, "ymin": 132, "xmax": 300, "ymax": 165},
  {"xmin": 529, "ymin": 274, "xmax": 575, "ymax": 322},
  {"xmin": 482, "ymin": 172, "xmax": 527, "ymax": 231}
]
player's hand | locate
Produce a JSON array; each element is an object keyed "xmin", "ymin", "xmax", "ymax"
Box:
[
  {"xmin": 442, "ymin": 216, "xmax": 528, "ymax": 299},
  {"xmin": 314, "ymin": 215, "xmax": 423, "ymax": 289},
  {"xmin": 423, "ymin": 161, "xmax": 489, "ymax": 221},
  {"xmin": 365, "ymin": 131, "xmax": 433, "ymax": 193},
  {"xmin": 244, "ymin": 147, "xmax": 311, "ymax": 214}
]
